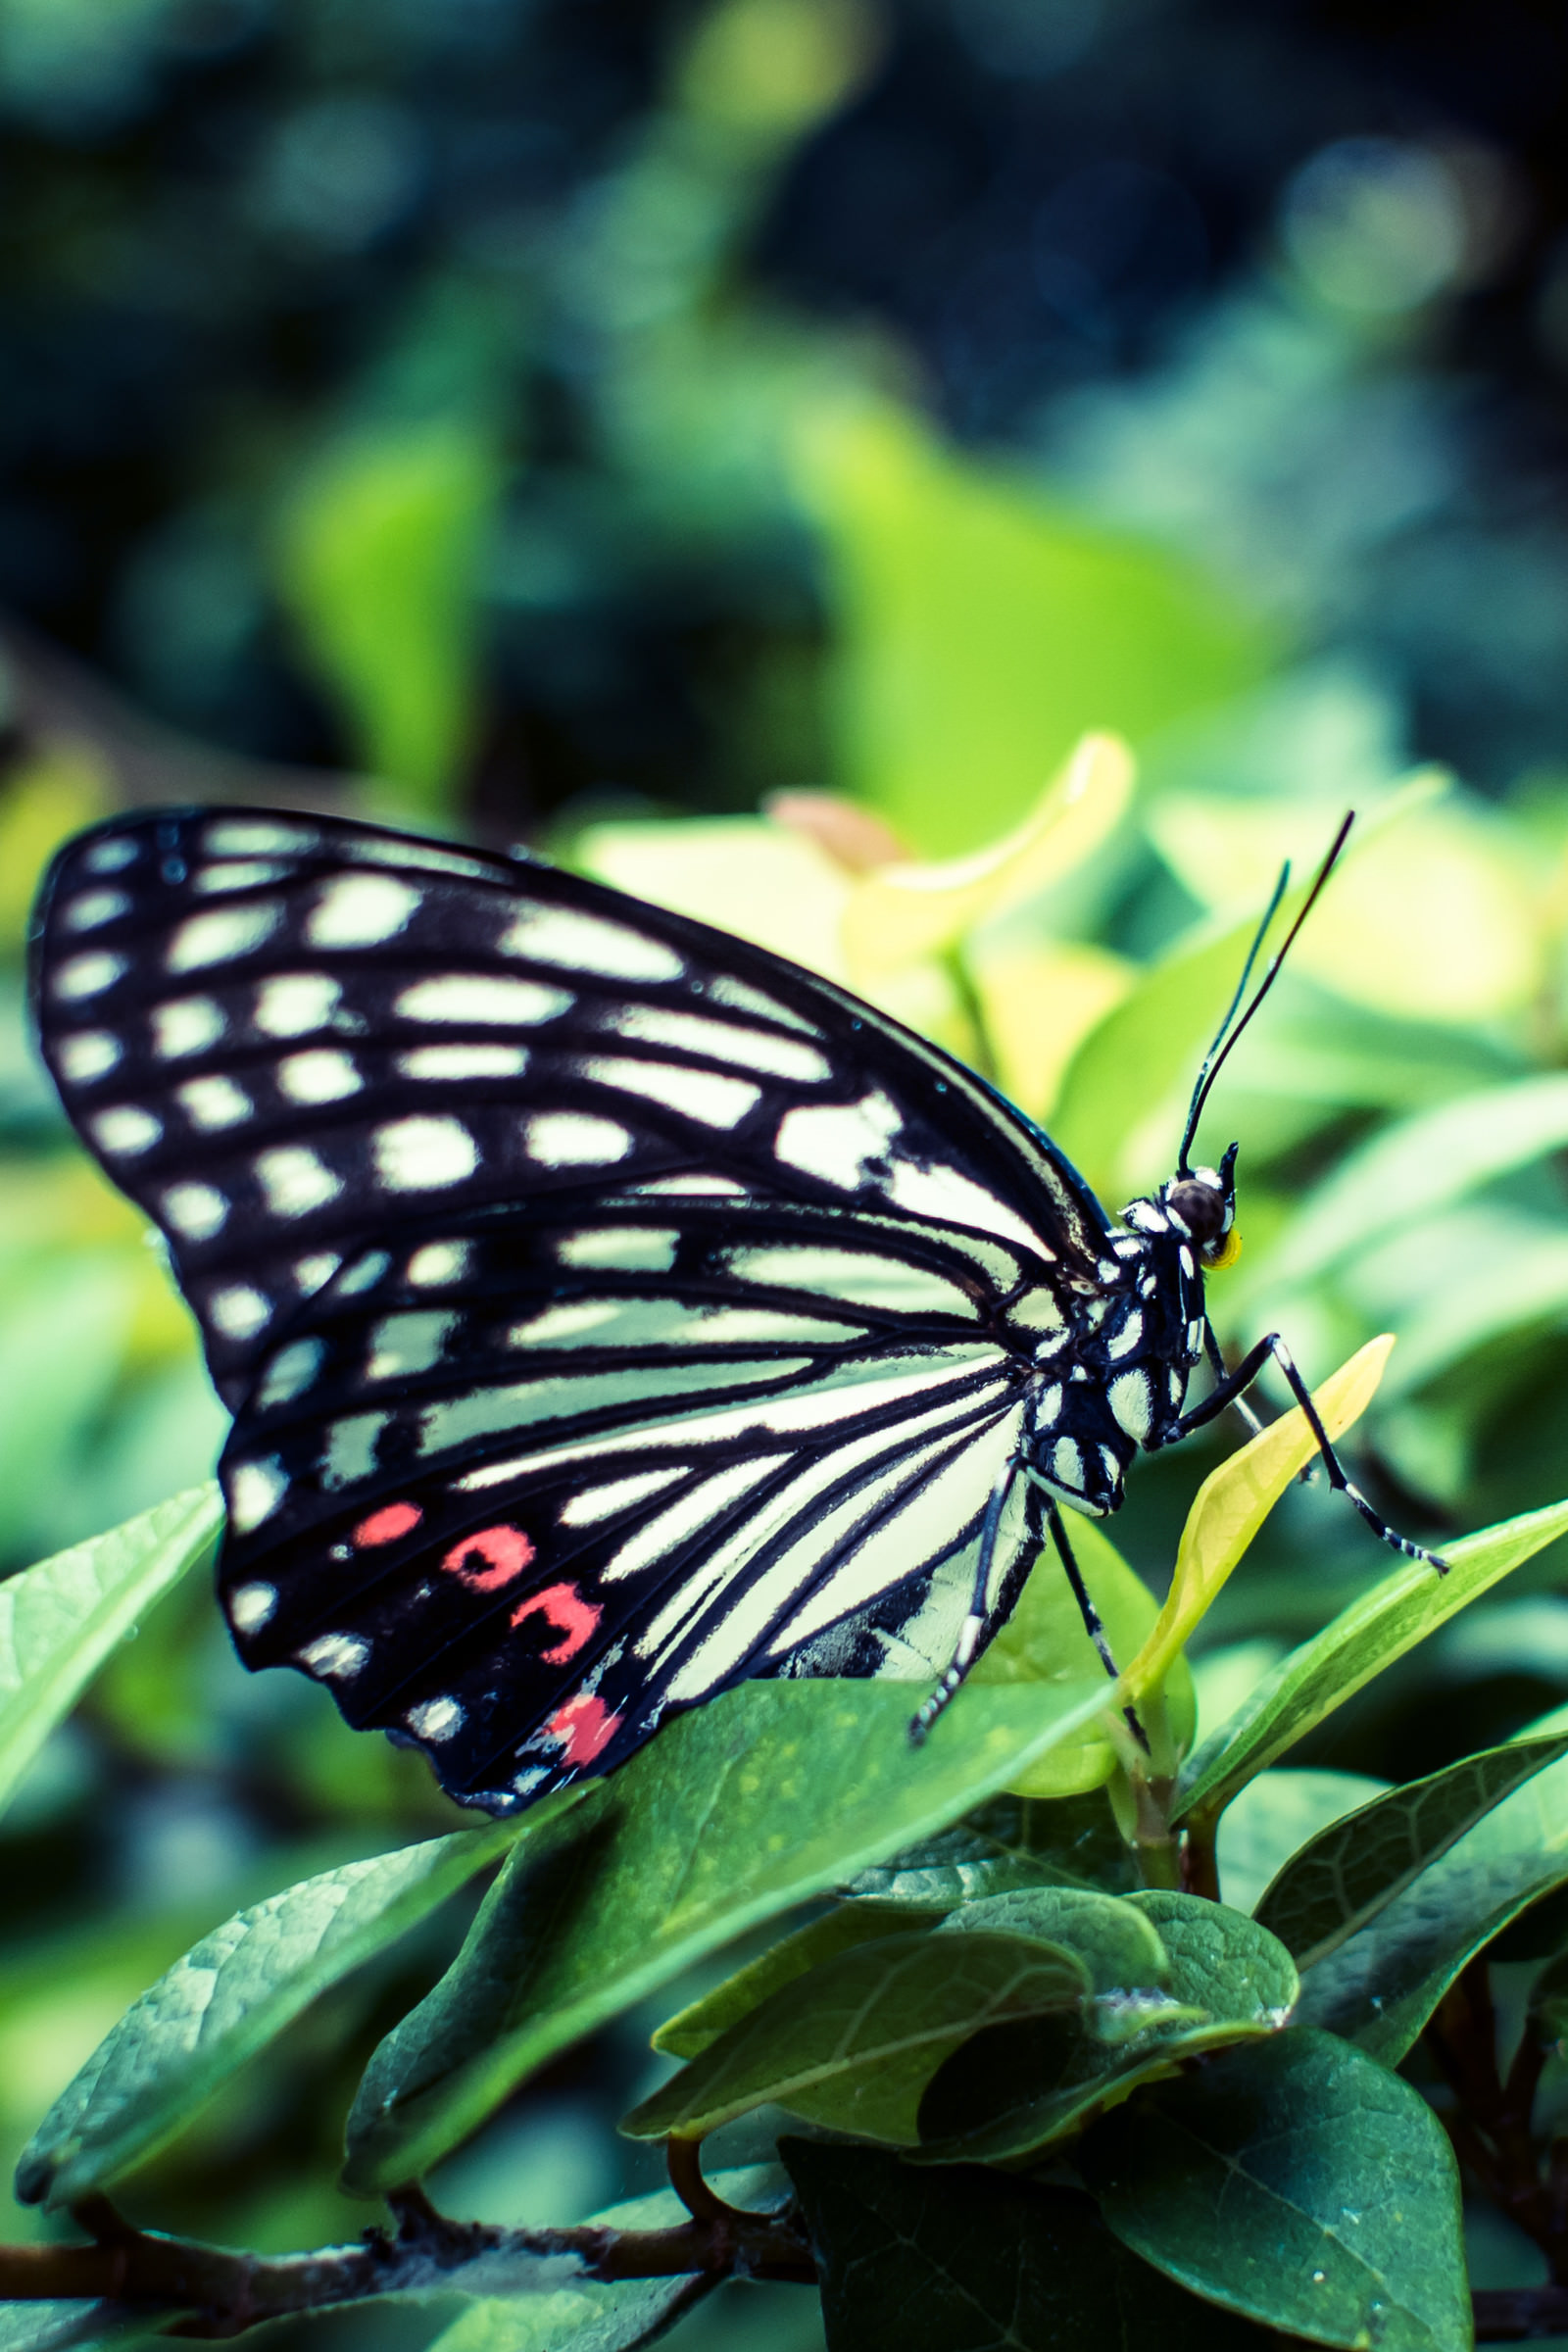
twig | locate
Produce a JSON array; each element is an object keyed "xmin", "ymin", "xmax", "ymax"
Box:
[{"xmin": 0, "ymin": 2184, "xmax": 817, "ymax": 2338}]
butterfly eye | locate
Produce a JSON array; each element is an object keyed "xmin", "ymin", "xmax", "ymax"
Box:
[{"xmin": 1208, "ymin": 1226, "xmax": 1243, "ymax": 1272}]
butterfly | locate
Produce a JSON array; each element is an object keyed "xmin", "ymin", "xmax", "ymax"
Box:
[{"xmin": 29, "ymin": 805, "xmax": 1440, "ymax": 1815}]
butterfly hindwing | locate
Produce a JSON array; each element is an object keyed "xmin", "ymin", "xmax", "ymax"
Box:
[{"xmin": 32, "ymin": 806, "xmax": 1106, "ymax": 1809}]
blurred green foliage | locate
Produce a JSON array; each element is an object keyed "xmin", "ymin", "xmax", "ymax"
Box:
[{"xmin": 4, "ymin": 0, "xmax": 1568, "ymax": 2340}]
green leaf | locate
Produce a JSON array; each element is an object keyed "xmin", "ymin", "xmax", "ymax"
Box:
[
  {"xmin": 342, "ymin": 1674, "xmax": 1108, "ymax": 2193},
  {"xmin": 1081, "ymin": 2029, "xmax": 1470, "ymax": 2352},
  {"xmin": 1216, "ymin": 1770, "xmax": 1390, "ymax": 1917},
  {"xmin": 0, "ymin": 2309, "xmax": 161, "ymax": 2352},
  {"xmin": 1295, "ymin": 1747, "xmax": 1568, "ymax": 2060},
  {"xmin": 653, "ymin": 1902, "xmax": 931, "ymax": 2059},
  {"xmin": 841, "ymin": 1788, "xmax": 1137, "ymax": 1909},
  {"xmin": 971, "ymin": 1515, "xmax": 1196, "ymax": 1792},
  {"xmin": 1254, "ymin": 1734, "xmax": 1568, "ymax": 1971},
  {"xmin": 1245, "ymin": 1072, "xmax": 1568, "ymax": 1302},
  {"xmin": 794, "ymin": 400, "xmax": 1273, "ymax": 857},
  {"xmin": 0, "ymin": 1259, "xmax": 141, "ymax": 1561},
  {"xmin": 624, "ymin": 1929, "xmax": 1088, "ymax": 2147},
  {"xmin": 1176, "ymin": 1494, "xmax": 1568, "ymax": 1828},
  {"xmin": 275, "ymin": 416, "xmax": 500, "ymax": 809},
  {"xmin": 0, "ymin": 1484, "xmax": 222, "ymax": 1824},
  {"xmin": 1053, "ymin": 906, "xmax": 1309, "ymax": 1203},
  {"xmin": 915, "ymin": 1891, "xmax": 1297, "ymax": 2163},
  {"xmin": 420, "ymin": 2166, "xmax": 785, "ymax": 2352},
  {"xmin": 16, "ymin": 1819, "xmax": 519, "ymax": 2209},
  {"xmin": 783, "ymin": 2137, "xmax": 1274, "ymax": 2351},
  {"xmin": 933, "ymin": 1886, "xmax": 1171, "ymax": 2019}
]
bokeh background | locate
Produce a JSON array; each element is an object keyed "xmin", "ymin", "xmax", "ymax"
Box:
[{"xmin": 6, "ymin": 2, "xmax": 1568, "ymax": 2342}]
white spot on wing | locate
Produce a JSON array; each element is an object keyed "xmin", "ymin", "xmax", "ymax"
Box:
[
  {"xmin": 163, "ymin": 1181, "xmax": 228, "ymax": 1239},
  {"xmin": 560, "ymin": 1467, "xmax": 688, "ymax": 1526},
  {"xmin": 293, "ymin": 1251, "xmax": 341, "ymax": 1294},
  {"xmin": 255, "ymin": 973, "xmax": 343, "ymax": 1037},
  {"xmin": 632, "ymin": 1175, "xmax": 745, "ymax": 1197},
  {"xmin": 524, "ymin": 1111, "xmax": 631, "ymax": 1167},
  {"xmin": 278, "ymin": 1049, "xmax": 361, "ymax": 1103},
  {"xmin": 300, "ymin": 1632, "xmax": 369, "ymax": 1680},
  {"xmin": 195, "ymin": 860, "xmax": 287, "ymax": 894},
  {"xmin": 707, "ymin": 974, "xmax": 819, "ymax": 1033},
  {"xmin": 502, "ymin": 902, "xmax": 682, "ymax": 981},
  {"xmin": 65, "ymin": 889, "xmax": 128, "ymax": 931},
  {"xmin": 337, "ymin": 1250, "xmax": 390, "ymax": 1295},
  {"xmin": 204, "ymin": 818, "xmax": 318, "ymax": 856},
  {"xmin": 582, "ymin": 1054, "xmax": 758, "ymax": 1128},
  {"xmin": 400, "ymin": 1043, "xmax": 529, "ymax": 1079},
  {"xmin": 85, "ymin": 836, "xmax": 138, "ymax": 872},
  {"xmin": 58, "ymin": 1032, "xmax": 121, "ymax": 1082},
  {"xmin": 512, "ymin": 1300, "xmax": 620, "ymax": 1344},
  {"xmin": 407, "ymin": 1240, "xmax": 471, "ymax": 1287},
  {"xmin": 558, "ymin": 1228, "xmax": 677, "ymax": 1271},
  {"xmin": 54, "ymin": 953, "xmax": 125, "ymax": 1000},
  {"xmin": 228, "ymin": 1581, "xmax": 276, "ymax": 1632},
  {"xmin": 367, "ymin": 1310, "xmax": 455, "ymax": 1381},
  {"xmin": 308, "ymin": 872, "xmax": 421, "ymax": 946},
  {"xmin": 604, "ymin": 1459, "xmax": 776, "ymax": 1584},
  {"xmin": 774, "ymin": 1091, "xmax": 901, "ymax": 1188},
  {"xmin": 168, "ymin": 903, "xmax": 281, "ymax": 971},
  {"xmin": 92, "ymin": 1105, "xmax": 162, "ymax": 1154},
  {"xmin": 177, "ymin": 1074, "xmax": 252, "ymax": 1130},
  {"xmin": 886, "ymin": 1162, "xmax": 1054, "ymax": 1259},
  {"xmin": 606, "ymin": 1004, "xmax": 829, "ymax": 1081},
  {"xmin": 258, "ymin": 1337, "xmax": 326, "ymax": 1407},
  {"xmin": 227, "ymin": 1456, "xmax": 287, "ymax": 1530},
  {"xmin": 373, "ymin": 1115, "xmax": 478, "ymax": 1191},
  {"xmin": 396, "ymin": 974, "xmax": 570, "ymax": 1026},
  {"xmin": 407, "ymin": 1696, "xmax": 464, "ymax": 1741},
  {"xmin": 153, "ymin": 997, "xmax": 224, "ymax": 1057},
  {"xmin": 211, "ymin": 1284, "xmax": 272, "ymax": 1338},
  {"xmin": 256, "ymin": 1145, "xmax": 341, "ymax": 1216}
]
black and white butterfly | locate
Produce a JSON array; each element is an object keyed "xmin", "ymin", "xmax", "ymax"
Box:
[{"xmin": 29, "ymin": 806, "xmax": 1440, "ymax": 1815}]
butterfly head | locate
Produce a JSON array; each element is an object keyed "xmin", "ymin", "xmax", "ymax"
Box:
[{"xmin": 1163, "ymin": 1139, "xmax": 1242, "ymax": 1271}]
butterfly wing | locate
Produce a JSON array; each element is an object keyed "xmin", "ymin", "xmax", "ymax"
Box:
[{"xmin": 31, "ymin": 806, "xmax": 1108, "ymax": 1809}]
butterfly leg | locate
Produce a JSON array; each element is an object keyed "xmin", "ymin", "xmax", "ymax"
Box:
[
  {"xmin": 908, "ymin": 1452, "xmax": 1026, "ymax": 1744},
  {"xmin": 1176, "ymin": 1332, "xmax": 1446, "ymax": 1571},
  {"xmin": 1042, "ymin": 1496, "xmax": 1150, "ymax": 1756},
  {"xmin": 1202, "ymin": 1319, "xmax": 1266, "ymax": 1438}
]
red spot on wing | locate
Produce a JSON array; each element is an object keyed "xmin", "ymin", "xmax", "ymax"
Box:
[
  {"xmin": 512, "ymin": 1581, "xmax": 602, "ymax": 1663},
  {"xmin": 354, "ymin": 1501, "xmax": 422, "ymax": 1547},
  {"xmin": 442, "ymin": 1524, "xmax": 535, "ymax": 1592},
  {"xmin": 547, "ymin": 1692, "xmax": 620, "ymax": 1765}
]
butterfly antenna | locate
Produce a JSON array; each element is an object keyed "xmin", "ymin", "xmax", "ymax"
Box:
[{"xmin": 1177, "ymin": 812, "xmax": 1354, "ymax": 1176}]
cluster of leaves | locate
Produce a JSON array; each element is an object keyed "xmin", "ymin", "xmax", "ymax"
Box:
[{"xmin": 7, "ymin": 1312, "xmax": 1568, "ymax": 2347}]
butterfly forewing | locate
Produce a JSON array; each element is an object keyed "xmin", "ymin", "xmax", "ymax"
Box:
[{"xmin": 32, "ymin": 807, "xmax": 1105, "ymax": 1810}]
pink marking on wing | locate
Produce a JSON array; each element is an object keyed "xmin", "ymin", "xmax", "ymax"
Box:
[
  {"xmin": 354, "ymin": 1501, "xmax": 422, "ymax": 1547},
  {"xmin": 512, "ymin": 1581, "xmax": 602, "ymax": 1663},
  {"xmin": 547, "ymin": 1692, "xmax": 620, "ymax": 1766},
  {"xmin": 442, "ymin": 1524, "xmax": 535, "ymax": 1592}
]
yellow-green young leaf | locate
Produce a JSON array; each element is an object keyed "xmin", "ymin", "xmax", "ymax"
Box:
[
  {"xmin": 1177, "ymin": 1494, "xmax": 1568, "ymax": 1829},
  {"xmin": 841, "ymin": 731, "xmax": 1134, "ymax": 976},
  {"xmin": 0, "ymin": 1485, "xmax": 222, "ymax": 1822},
  {"xmin": 1125, "ymin": 1339, "xmax": 1393, "ymax": 1705},
  {"xmin": 973, "ymin": 1516, "xmax": 1196, "ymax": 1794},
  {"xmin": 793, "ymin": 399, "xmax": 1274, "ymax": 855},
  {"xmin": 275, "ymin": 417, "xmax": 499, "ymax": 808},
  {"xmin": 622, "ymin": 1929, "xmax": 1089, "ymax": 2148}
]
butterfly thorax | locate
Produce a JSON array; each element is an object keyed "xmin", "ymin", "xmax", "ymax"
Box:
[{"xmin": 1018, "ymin": 1156, "xmax": 1237, "ymax": 1520}]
